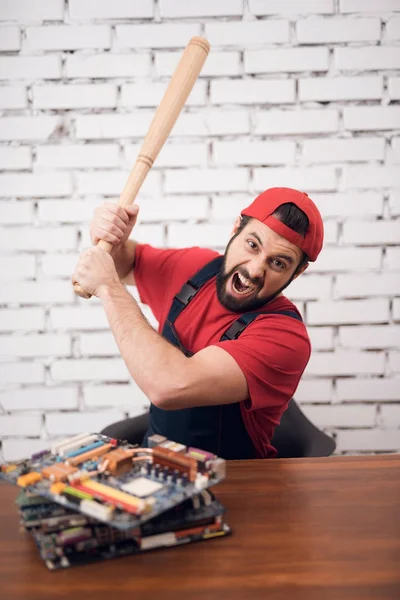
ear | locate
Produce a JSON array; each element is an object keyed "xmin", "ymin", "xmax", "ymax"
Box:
[
  {"xmin": 230, "ymin": 215, "xmax": 242, "ymax": 237},
  {"xmin": 293, "ymin": 262, "xmax": 309, "ymax": 280}
]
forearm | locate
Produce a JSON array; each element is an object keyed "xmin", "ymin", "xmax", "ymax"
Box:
[
  {"xmin": 110, "ymin": 240, "xmax": 137, "ymax": 283},
  {"xmin": 98, "ymin": 282, "xmax": 189, "ymax": 404}
]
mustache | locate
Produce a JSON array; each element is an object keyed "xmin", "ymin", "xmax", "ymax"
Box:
[{"xmin": 225, "ymin": 266, "xmax": 264, "ymax": 290}]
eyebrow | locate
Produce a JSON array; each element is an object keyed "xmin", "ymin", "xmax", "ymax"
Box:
[{"xmin": 250, "ymin": 232, "xmax": 295, "ymax": 264}]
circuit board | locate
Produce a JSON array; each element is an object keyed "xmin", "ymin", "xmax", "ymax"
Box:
[
  {"xmin": 18, "ymin": 489, "xmax": 230, "ymax": 570},
  {"xmin": 1, "ymin": 432, "xmax": 226, "ymax": 531}
]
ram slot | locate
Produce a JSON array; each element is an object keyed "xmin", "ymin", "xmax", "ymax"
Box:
[
  {"xmin": 72, "ymin": 481, "xmax": 147, "ymax": 515},
  {"xmin": 51, "ymin": 433, "xmax": 91, "ymax": 454},
  {"xmin": 62, "ymin": 439, "xmax": 105, "ymax": 459},
  {"xmin": 66, "ymin": 443, "xmax": 112, "ymax": 466},
  {"xmin": 58, "ymin": 434, "xmax": 99, "ymax": 457}
]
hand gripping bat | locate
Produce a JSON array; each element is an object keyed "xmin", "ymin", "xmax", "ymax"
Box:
[{"xmin": 73, "ymin": 37, "xmax": 210, "ymax": 299}]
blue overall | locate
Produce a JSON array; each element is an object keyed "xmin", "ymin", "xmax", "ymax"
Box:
[{"xmin": 143, "ymin": 256, "xmax": 302, "ymax": 460}]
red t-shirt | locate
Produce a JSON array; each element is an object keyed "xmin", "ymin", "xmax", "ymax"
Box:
[{"xmin": 134, "ymin": 244, "xmax": 311, "ymax": 458}]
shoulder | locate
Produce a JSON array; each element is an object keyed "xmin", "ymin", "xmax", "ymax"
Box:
[{"xmin": 135, "ymin": 244, "xmax": 219, "ymax": 279}]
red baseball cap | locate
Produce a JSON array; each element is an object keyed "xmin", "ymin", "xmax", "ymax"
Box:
[{"xmin": 241, "ymin": 187, "xmax": 324, "ymax": 262}]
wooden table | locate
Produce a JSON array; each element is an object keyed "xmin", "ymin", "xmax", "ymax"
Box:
[{"xmin": 1, "ymin": 455, "xmax": 399, "ymax": 600}]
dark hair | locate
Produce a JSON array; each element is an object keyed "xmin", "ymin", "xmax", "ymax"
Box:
[{"xmin": 239, "ymin": 202, "xmax": 310, "ymax": 266}]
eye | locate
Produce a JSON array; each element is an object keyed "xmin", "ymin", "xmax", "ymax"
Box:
[
  {"xmin": 246, "ymin": 239, "xmax": 257, "ymax": 250},
  {"xmin": 270, "ymin": 258, "xmax": 286, "ymax": 271}
]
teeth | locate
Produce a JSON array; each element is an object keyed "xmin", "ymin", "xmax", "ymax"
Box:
[
  {"xmin": 233, "ymin": 272, "xmax": 256, "ymax": 295},
  {"xmin": 237, "ymin": 272, "xmax": 252, "ymax": 288}
]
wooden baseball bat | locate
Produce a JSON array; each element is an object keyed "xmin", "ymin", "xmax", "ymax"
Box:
[{"xmin": 73, "ymin": 37, "xmax": 210, "ymax": 299}]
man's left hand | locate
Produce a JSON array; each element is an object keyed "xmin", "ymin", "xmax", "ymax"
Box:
[{"xmin": 72, "ymin": 246, "xmax": 121, "ymax": 297}]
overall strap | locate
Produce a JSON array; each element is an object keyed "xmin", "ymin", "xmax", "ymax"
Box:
[
  {"xmin": 162, "ymin": 256, "xmax": 223, "ymax": 329},
  {"xmin": 220, "ymin": 309, "xmax": 302, "ymax": 342}
]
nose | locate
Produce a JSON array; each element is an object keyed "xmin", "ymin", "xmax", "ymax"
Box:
[{"xmin": 246, "ymin": 257, "xmax": 265, "ymax": 282}]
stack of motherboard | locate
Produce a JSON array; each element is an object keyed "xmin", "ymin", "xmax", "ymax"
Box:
[{"xmin": 0, "ymin": 433, "xmax": 230, "ymax": 569}]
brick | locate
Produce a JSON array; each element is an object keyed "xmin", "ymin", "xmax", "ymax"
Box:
[
  {"xmin": 287, "ymin": 275, "xmax": 332, "ymax": 300},
  {"xmin": 213, "ymin": 140, "xmax": 296, "ymax": 166},
  {"xmin": 0, "ymin": 0, "xmax": 64, "ymax": 21},
  {"xmin": 389, "ymin": 352, "xmax": 400, "ymax": 373},
  {"xmin": 0, "ymin": 86, "xmax": 27, "ymax": 109},
  {"xmin": 168, "ymin": 222, "xmax": 234, "ymax": 249},
  {"xmin": 336, "ymin": 430, "xmax": 400, "ymax": 453},
  {"xmin": 307, "ymin": 193, "xmax": 383, "ymax": 219},
  {"xmin": 0, "ymin": 116, "xmax": 61, "ymax": 141},
  {"xmin": 0, "ymin": 56, "xmax": 61, "ymax": 80},
  {"xmin": 80, "ymin": 333, "xmax": 118, "ymax": 356},
  {"xmin": 0, "ymin": 387, "xmax": 78, "ymax": 412},
  {"xmin": 0, "ymin": 255, "xmax": 35, "ymax": 279},
  {"xmin": 65, "ymin": 54, "xmax": 150, "ymax": 79},
  {"xmin": 307, "ymin": 327, "xmax": 334, "ymax": 350},
  {"xmin": 156, "ymin": 51, "xmax": 241, "ymax": 78},
  {"xmin": 340, "ymin": 0, "xmax": 400, "ymax": 13},
  {"xmin": 335, "ymin": 274, "xmax": 400, "ymax": 298},
  {"xmin": 335, "ymin": 47, "xmax": 400, "ymax": 71},
  {"xmin": 76, "ymin": 113, "xmax": 153, "ymax": 140},
  {"xmin": 323, "ymin": 221, "xmax": 338, "ymax": 244},
  {"xmin": 0, "ymin": 146, "xmax": 31, "ymax": 170},
  {"xmin": 253, "ymin": 166, "xmax": 337, "ymax": 193},
  {"xmin": 380, "ymin": 405, "xmax": 400, "ymax": 427},
  {"xmin": 344, "ymin": 107, "xmax": 400, "ymax": 131},
  {"xmin": 41, "ymin": 253, "xmax": 79, "ymax": 277},
  {"xmin": 314, "ymin": 248, "xmax": 381, "ymax": 273},
  {"xmin": 392, "ymin": 139, "xmax": 400, "ymax": 164},
  {"xmin": 33, "ymin": 84, "xmax": 117, "ymax": 109},
  {"xmin": 0, "ymin": 201, "xmax": 33, "ymax": 224},
  {"xmin": 301, "ymin": 404, "xmax": 376, "ymax": 428},
  {"xmin": 2, "ymin": 439, "xmax": 52, "ymax": 463},
  {"xmin": 387, "ymin": 17, "xmax": 400, "ymax": 40},
  {"xmin": 0, "ymin": 281, "xmax": 74, "ymax": 305},
  {"xmin": 308, "ymin": 299, "xmax": 389, "ymax": 326},
  {"xmin": 339, "ymin": 325, "xmax": 400, "ymax": 350},
  {"xmin": 0, "ymin": 26, "xmax": 20, "ymax": 50},
  {"xmin": 299, "ymin": 76, "xmax": 382, "ymax": 102},
  {"xmin": 211, "ymin": 79, "xmax": 295, "ymax": 105},
  {"xmin": 386, "ymin": 248, "xmax": 400, "ymax": 270},
  {"xmin": 121, "ymin": 81, "xmax": 206, "ymax": 107},
  {"xmin": 26, "ymin": 25, "xmax": 111, "ymax": 50},
  {"xmin": 0, "ymin": 173, "xmax": 72, "ymax": 198},
  {"xmin": 159, "ymin": 0, "xmax": 243, "ymax": 18},
  {"xmin": 0, "ymin": 308, "xmax": 44, "ymax": 332},
  {"xmin": 0, "ymin": 227, "xmax": 76, "ymax": 251},
  {"xmin": 388, "ymin": 77, "xmax": 400, "ymax": 100},
  {"xmin": 172, "ymin": 111, "xmax": 250, "ymax": 137},
  {"xmin": 45, "ymin": 410, "xmax": 125, "ymax": 436},
  {"xmin": 115, "ymin": 23, "xmax": 201, "ymax": 48},
  {"xmin": 245, "ymin": 47, "xmax": 329, "ymax": 74},
  {"xmin": 51, "ymin": 359, "xmax": 130, "ymax": 382},
  {"xmin": 254, "ymin": 109, "xmax": 338, "ymax": 135},
  {"xmin": 297, "ymin": 17, "xmax": 380, "ymax": 43},
  {"xmin": 343, "ymin": 166, "xmax": 400, "ymax": 189},
  {"xmin": 0, "ymin": 414, "xmax": 42, "ymax": 437},
  {"xmin": 294, "ymin": 379, "xmax": 333, "ymax": 403},
  {"xmin": 49, "ymin": 307, "xmax": 108, "ymax": 330},
  {"xmin": 305, "ymin": 351, "xmax": 385, "ymax": 376},
  {"xmin": 302, "ymin": 138, "xmax": 385, "ymax": 164},
  {"xmin": 165, "ymin": 169, "xmax": 249, "ymax": 195},
  {"xmin": 137, "ymin": 196, "xmax": 209, "ymax": 222},
  {"xmin": 69, "ymin": 0, "xmax": 153, "ymax": 20},
  {"xmin": 0, "ymin": 362, "xmax": 44, "ymax": 384},
  {"xmin": 38, "ymin": 200, "xmax": 98, "ymax": 223},
  {"xmin": 76, "ymin": 170, "xmax": 160, "ymax": 197},
  {"xmin": 394, "ymin": 299, "xmax": 400, "ymax": 321},
  {"xmin": 250, "ymin": 0, "xmax": 334, "ymax": 14},
  {"xmin": 211, "ymin": 194, "xmax": 254, "ymax": 221},
  {"xmin": 125, "ymin": 143, "xmax": 208, "ymax": 168},
  {"xmin": 83, "ymin": 384, "xmax": 149, "ymax": 409},
  {"xmin": 205, "ymin": 20, "xmax": 289, "ymax": 46},
  {"xmin": 337, "ymin": 378, "xmax": 400, "ymax": 402},
  {"xmin": 0, "ymin": 334, "xmax": 71, "ymax": 358},
  {"xmin": 343, "ymin": 221, "xmax": 400, "ymax": 245},
  {"xmin": 36, "ymin": 144, "xmax": 119, "ymax": 169}
]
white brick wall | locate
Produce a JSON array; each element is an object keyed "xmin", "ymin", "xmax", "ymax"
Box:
[{"xmin": 1, "ymin": 2, "xmax": 399, "ymax": 459}]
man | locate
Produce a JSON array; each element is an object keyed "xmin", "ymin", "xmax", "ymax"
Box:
[{"xmin": 73, "ymin": 187, "xmax": 324, "ymax": 459}]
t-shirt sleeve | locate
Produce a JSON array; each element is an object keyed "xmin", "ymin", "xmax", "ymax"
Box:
[
  {"xmin": 213, "ymin": 314, "xmax": 311, "ymax": 412},
  {"xmin": 134, "ymin": 244, "xmax": 219, "ymax": 327}
]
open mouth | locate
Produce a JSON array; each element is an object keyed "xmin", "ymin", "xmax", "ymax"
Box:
[{"xmin": 231, "ymin": 272, "xmax": 258, "ymax": 296}]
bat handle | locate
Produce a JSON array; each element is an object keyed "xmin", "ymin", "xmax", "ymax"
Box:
[{"xmin": 73, "ymin": 239, "xmax": 113, "ymax": 299}]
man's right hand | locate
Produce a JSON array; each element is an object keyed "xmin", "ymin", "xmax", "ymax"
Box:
[{"xmin": 90, "ymin": 202, "xmax": 139, "ymax": 249}]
